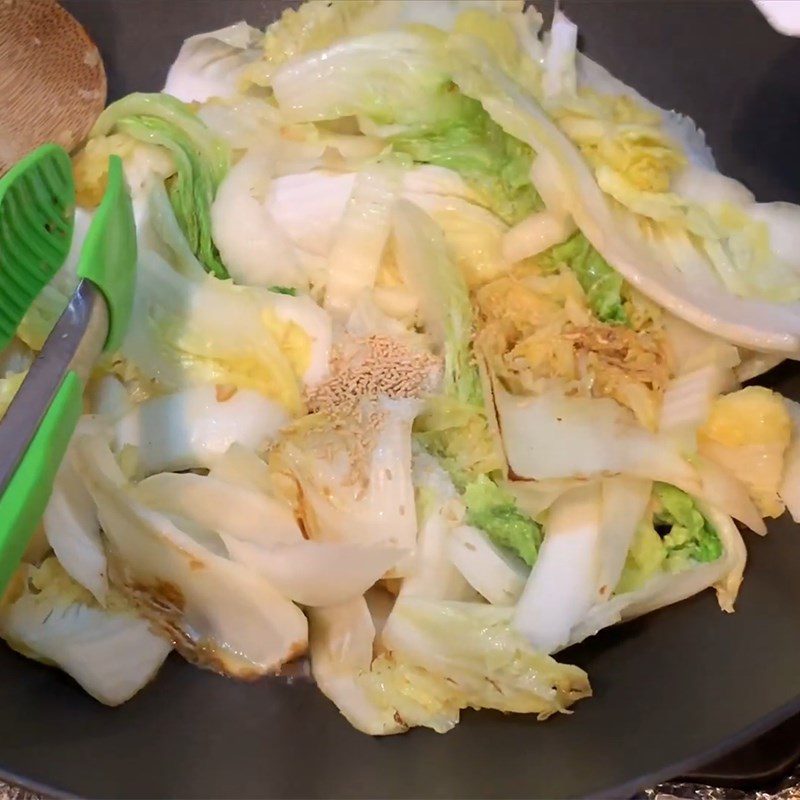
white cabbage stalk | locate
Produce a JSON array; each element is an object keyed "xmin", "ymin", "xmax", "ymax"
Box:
[
  {"xmin": 268, "ymin": 166, "xmax": 479, "ymax": 247},
  {"xmin": 400, "ymin": 452, "xmax": 474, "ymax": 601},
  {"xmin": 735, "ymin": 352, "xmax": 784, "ymax": 383},
  {"xmin": 695, "ymin": 456, "xmax": 766, "ymax": 535},
  {"xmin": 266, "ymin": 171, "xmax": 357, "ymax": 258},
  {"xmin": 271, "ymin": 130, "xmax": 387, "ymax": 178},
  {"xmin": 779, "ymin": 399, "xmax": 800, "ymax": 523},
  {"xmin": 506, "ymin": 3, "xmax": 546, "ymax": 66},
  {"xmin": 513, "ymin": 482, "xmax": 603, "ymax": 653},
  {"xmin": 673, "ymin": 166, "xmax": 755, "ymax": 207},
  {"xmin": 345, "ymin": 292, "xmax": 421, "ymax": 340},
  {"xmin": 392, "ymin": 198, "xmax": 472, "ymax": 358},
  {"xmin": 0, "ymin": 559, "xmax": 171, "ymax": 706},
  {"xmin": 137, "ymin": 181, "xmax": 208, "ymax": 281},
  {"xmin": 258, "ymin": 161, "xmax": 511, "ymax": 292},
  {"xmin": 309, "ymin": 598, "xmax": 404, "ymax": 736},
  {"xmin": 211, "ymin": 150, "xmax": 308, "ymax": 288},
  {"xmin": 501, "ymin": 210, "xmax": 575, "ymax": 264},
  {"xmin": 659, "ymin": 363, "xmax": 732, "ymax": 446},
  {"xmin": 198, "ymin": 97, "xmax": 282, "ymax": 153},
  {"xmin": 449, "ymin": 39, "xmax": 800, "ymax": 353},
  {"xmin": 125, "ymin": 463, "xmax": 401, "ymax": 610},
  {"xmin": 447, "ymin": 525, "xmax": 528, "ymax": 605},
  {"xmin": 324, "ymin": 166, "xmax": 400, "ymax": 316},
  {"xmin": 89, "ymin": 375, "xmax": 134, "ymax": 420},
  {"xmin": 404, "ymin": 191, "xmax": 509, "ymax": 285},
  {"xmin": 264, "ymin": 165, "xmax": 502, "ymax": 283},
  {"xmin": 291, "ymin": 132, "xmax": 388, "ymax": 171},
  {"xmin": 750, "ymin": 202, "xmax": 800, "ymax": 276},
  {"xmin": 163, "ymin": 22, "xmax": 262, "ymax": 103},
  {"xmin": 492, "ymin": 382, "xmax": 699, "ymax": 491},
  {"xmin": 207, "ymin": 443, "xmax": 274, "ymax": 495},
  {"xmin": 132, "ymin": 472, "xmax": 303, "ymax": 546},
  {"xmin": 224, "ymin": 538, "xmax": 403, "ymax": 607},
  {"xmin": 566, "ymin": 503, "xmax": 747, "ymax": 648},
  {"xmin": 505, "ymin": 478, "xmax": 583, "ymax": 519},
  {"xmin": 114, "ymin": 385, "xmax": 289, "ymax": 477},
  {"xmin": 233, "ymin": 112, "xmax": 385, "ymax": 175},
  {"xmin": 44, "ymin": 444, "xmax": 108, "ymax": 605},
  {"xmin": 596, "ymin": 477, "xmax": 652, "ymax": 602},
  {"xmin": 74, "ymin": 433, "xmax": 308, "ymax": 677},
  {"xmin": 662, "ymin": 313, "xmax": 741, "ymax": 377},
  {"xmin": 275, "ymin": 398, "xmax": 419, "ymax": 559},
  {"xmin": 541, "ymin": 11, "xmax": 578, "ymax": 100}
]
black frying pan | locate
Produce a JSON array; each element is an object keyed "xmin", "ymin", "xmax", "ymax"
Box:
[{"xmin": 2, "ymin": 1, "xmax": 800, "ymax": 797}]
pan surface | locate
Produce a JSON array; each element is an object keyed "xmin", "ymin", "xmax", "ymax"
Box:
[{"xmin": 2, "ymin": 1, "xmax": 800, "ymax": 797}]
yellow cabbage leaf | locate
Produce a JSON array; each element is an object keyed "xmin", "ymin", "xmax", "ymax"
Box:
[{"xmin": 699, "ymin": 386, "xmax": 792, "ymax": 517}]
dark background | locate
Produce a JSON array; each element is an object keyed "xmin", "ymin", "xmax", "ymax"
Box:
[{"xmin": 1, "ymin": 1, "xmax": 799, "ymax": 797}]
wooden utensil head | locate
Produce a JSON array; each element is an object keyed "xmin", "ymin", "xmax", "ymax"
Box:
[{"xmin": 0, "ymin": 0, "xmax": 106, "ymax": 175}]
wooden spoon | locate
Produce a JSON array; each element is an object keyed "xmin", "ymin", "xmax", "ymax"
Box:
[{"xmin": 0, "ymin": 0, "xmax": 106, "ymax": 175}]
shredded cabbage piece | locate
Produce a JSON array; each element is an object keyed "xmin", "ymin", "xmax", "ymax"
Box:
[{"xmin": 475, "ymin": 263, "xmax": 670, "ymax": 430}]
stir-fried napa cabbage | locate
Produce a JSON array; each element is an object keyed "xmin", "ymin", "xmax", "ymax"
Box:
[
  {"xmin": 446, "ymin": 25, "xmax": 800, "ymax": 351},
  {"xmin": 393, "ymin": 200, "xmax": 542, "ymax": 566},
  {"xmin": 615, "ymin": 484, "xmax": 723, "ymax": 594},
  {"xmin": 698, "ymin": 387, "xmax": 792, "ymax": 518},
  {"xmin": 538, "ymin": 232, "xmax": 628, "ymax": 325},
  {"xmin": 513, "ymin": 479, "xmax": 744, "ymax": 654},
  {"xmin": 267, "ymin": 16, "xmax": 543, "ymax": 225},
  {"xmin": 270, "ymin": 397, "xmax": 419, "ymax": 559},
  {"xmin": 537, "ymin": 12, "xmax": 800, "ymax": 312},
  {"xmin": 389, "ymin": 93, "xmax": 541, "ymax": 225},
  {"xmin": 475, "ymin": 254, "xmax": 669, "ymax": 430},
  {"xmin": 0, "ymin": 557, "xmax": 171, "ymax": 705},
  {"xmin": 121, "ymin": 248, "xmax": 331, "ymax": 414},
  {"xmin": 4, "ymin": 0, "xmax": 798, "ymax": 734},
  {"xmin": 44, "ymin": 420, "xmax": 109, "ymax": 605},
  {"xmin": 462, "ymin": 475, "xmax": 541, "ymax": 567},
  {"xmin": 309, "ymin": 594, "xmax": 591, "ymax": 735},
  {"xmin": 74, "ymin": 432, "xmax": 309, "ymax": 677},
  {"xmin": 88, "ymin": 93, "xmax": 231, "ymax": 277},
  {"xmin": 164, "ymin": 22, "xmax": 263, "ymax": 104}
]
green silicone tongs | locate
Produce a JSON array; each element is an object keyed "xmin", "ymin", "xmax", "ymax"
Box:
[{"xmin": 0, "ymin": 144, "xmax": 137, "ymax": 594}]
